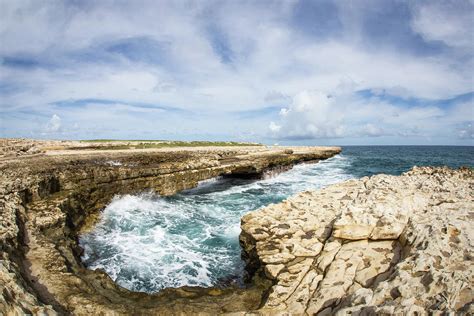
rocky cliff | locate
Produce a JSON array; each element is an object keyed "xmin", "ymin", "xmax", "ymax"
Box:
[
  {"xmin": 1, "ymin": 141, "xmax": 472, "ymax": 315},
  {"xmin": 241, "ymin": 166, "xmax": 473, "ymax": 315},
  {"xmin": 0, "ymin": 142, "xmax": 341, "ymax": 315}
]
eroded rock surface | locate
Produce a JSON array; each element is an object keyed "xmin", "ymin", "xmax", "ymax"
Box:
[
  {"xmin": 0, "ymin": 141, "xmax": 340, "ymax": 315},
  {"xmin": 241, "ymin": 166, "xmax": 473, "ymax": 315},
  {"xmin": 2, "ymin": 140, "xmax": 472, "ymax": 315}
]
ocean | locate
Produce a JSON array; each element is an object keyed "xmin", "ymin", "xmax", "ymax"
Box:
[{"xmin": 79, "ymin": 146, "xmax": 473, "ymax": 293}]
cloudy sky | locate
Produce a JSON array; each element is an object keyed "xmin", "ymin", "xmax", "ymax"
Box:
[{"xmin": 0, "ymin": 0, "xmax": 473, "ymax": 145}]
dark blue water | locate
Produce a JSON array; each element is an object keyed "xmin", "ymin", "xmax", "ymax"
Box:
[
  {"xmin": 341, "ymin": 146, "xmax": 473, "ymax": 177},
  {"xmin": 80, "ymin": 146, "xmax": 473, "ymax": 293}
]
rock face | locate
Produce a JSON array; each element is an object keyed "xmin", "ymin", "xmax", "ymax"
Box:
[
  {"xmin": 0, "ymin": 142, "xmax": 340, "ymax": 315},
  {"xmin": 241, "ymin": 166, "xmax": 473, "ymax": 315}
]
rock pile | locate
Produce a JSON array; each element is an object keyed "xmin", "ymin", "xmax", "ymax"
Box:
[{"xmin": 0, "ymin": 139, "xmax": 43, "ymax": 159}]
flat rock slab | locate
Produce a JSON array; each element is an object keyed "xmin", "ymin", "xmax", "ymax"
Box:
[{"xmin": 241, "ymin": 166, "xmax": 473, "ymax": 315}]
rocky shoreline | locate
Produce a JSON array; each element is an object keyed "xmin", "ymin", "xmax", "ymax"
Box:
[
  {"xmin": 241, "ymin": 166, "xmax": 473, "ymax": 314},
  {"xmin": 0, "ymin": 140, "xmax": 341, "ymax": 314},
  {"xmin": 1, "ymin": 140, "xmax": 472, "ymax": 315}
]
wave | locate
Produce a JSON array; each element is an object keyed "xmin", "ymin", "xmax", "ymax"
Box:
[{"xmin": 79, "ymin": 153, "xmax": 354, "ymax": 293}]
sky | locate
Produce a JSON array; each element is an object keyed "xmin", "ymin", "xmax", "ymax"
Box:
[{"xmin": 0, "ymin": 0, "xmax": 473, "ymax": 145}]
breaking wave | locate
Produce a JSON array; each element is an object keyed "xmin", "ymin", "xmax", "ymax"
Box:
[
  {"xmin": 79, "ymin": 154, "xmax": 353, "ymax": 293},
  {"xmin": 80, "ymin": 144, "xmax": 474, "ymax": 293}
]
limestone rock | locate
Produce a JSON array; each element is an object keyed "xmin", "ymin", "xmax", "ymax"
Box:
[
  {"xmin": 241, "ymin": 166, "xmax": 473, "ymax": 315},
  {"xmin": 0, "ymin": 140, "xmax": 340, "ymax": 314},
  {"xmin": 1, "ymin": 140, "xmax": 471, "ymax": 315}
]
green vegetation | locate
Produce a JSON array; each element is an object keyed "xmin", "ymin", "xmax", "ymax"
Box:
[{"xmin": 75, "ymin": 140, "xmax": 263, "ymax": 150}]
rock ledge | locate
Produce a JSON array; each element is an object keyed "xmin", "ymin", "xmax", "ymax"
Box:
[{"xmin": 241, "ymin": 166, "xmax": 473, "ymax": 315}]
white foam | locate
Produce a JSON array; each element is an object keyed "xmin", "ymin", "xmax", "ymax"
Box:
[
  {"xmin": 197, "ymin": 176, "xmax": 223, "ymax": 187},
  {"xmin": 106, "ymin": 160, "xmax": 122, "ymax": 166}
]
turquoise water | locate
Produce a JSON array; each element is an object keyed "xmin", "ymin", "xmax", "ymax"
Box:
[{"xmin": 79, "ymin": 146, "xmax": 473, "ymax": 293}]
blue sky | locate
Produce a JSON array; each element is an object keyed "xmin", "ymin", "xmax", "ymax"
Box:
[{"xmin": 0, "ymin": 0, "xmax": 472, "ymax": 145}]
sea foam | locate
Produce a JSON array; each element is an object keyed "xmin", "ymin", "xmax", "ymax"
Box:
[{"xmin": 80, "ymin": 154, "xmax": 353, "ymax": 293}]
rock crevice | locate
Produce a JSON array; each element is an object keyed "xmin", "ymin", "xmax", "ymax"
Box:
[{"xmin": 240, "ymin": 166, "xmax": 473, "ymax": 315}]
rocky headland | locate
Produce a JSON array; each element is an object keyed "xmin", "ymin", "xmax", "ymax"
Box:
[
  {"xmin": 0, "ymin": 139, "xmax": 472, "ymax": 315},
  {"xmin": 0, "ymin": 139, "xmax": 340, "ymax": 315}
]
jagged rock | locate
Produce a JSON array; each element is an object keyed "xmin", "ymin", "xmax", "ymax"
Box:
[
  {"xmin": 240, "ymin": 166, "xmax": 473, "ymax": 315},
  {"xmin": 0, "ymin": 140, "xmax": 340, "ymax": 314}
]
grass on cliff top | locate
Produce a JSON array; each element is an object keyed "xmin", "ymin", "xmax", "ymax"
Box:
[{"xmin": 76, "ymin": 140, "xmax": 263, "ymax": 150}]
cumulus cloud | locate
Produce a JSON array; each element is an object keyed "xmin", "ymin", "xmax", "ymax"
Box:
[
  {"xmin": 44, "ymin": 114, "xmax": 61, "ymax": 133},
  {"xmin": 269, "ymin": 89, "xmax": 471, "ymax": 142},
  {"xmin": 269, "ymin": 90, "xmax": 345, "ymax": 139}
]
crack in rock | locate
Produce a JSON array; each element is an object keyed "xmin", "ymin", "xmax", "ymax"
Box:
[{"xmin": 240, "ymin": 166, "xmax": 473, "ymax": 315}]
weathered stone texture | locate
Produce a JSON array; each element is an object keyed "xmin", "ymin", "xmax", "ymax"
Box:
[{"xmin": 240, "ymin": 166, "xmax": 473, "ymax": 315}]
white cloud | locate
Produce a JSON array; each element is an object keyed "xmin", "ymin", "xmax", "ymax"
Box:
[
  {"xmin": 458, "ymin": 123, "xmax": 474, "ymax": 139},
  {"xmin": 1, "ymin": 0, "xmax": 471, "ymax": 113},
  {"xmin": 269, "ymin": 89, "xmax": 471, "ymax": 142},
  {"xmin": 45, "ymin": 114, "xmax": 61, "ymax": 133},
  {"xmin": 279, "ymin": 108, "xmax": 289, "ymax": 117},
  {"xmin": 360, "ymin": 123, "xmax": 385, "ymax": 137},
  {"xmin": 411, "ymin": 1, "xmax": 474, "ymax": 49},
  {"xmin": 270, "ymin": 90, "xmax": 345, "ymax": 139},
  {"xmin": 269, "ymin": 121, "xmax": 281, "ymax": 132}
]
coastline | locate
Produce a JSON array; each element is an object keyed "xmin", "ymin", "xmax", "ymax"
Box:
[
  {"xmin": 1, "ymin": 139, "xmax": 472, "ymax": 314},
  {"xmin": 0, "ymin": 139, "xmax": 341, "ymax": 314}
]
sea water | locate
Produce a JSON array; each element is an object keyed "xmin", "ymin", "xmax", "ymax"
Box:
[{"xmin": 79, "ymin": 146, "xmax": 473, "ymax": 293}]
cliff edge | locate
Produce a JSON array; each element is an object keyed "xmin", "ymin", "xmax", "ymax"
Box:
[
  {"xmin": 0, "ymin": 140, "xmax": 340, "ymax": 315},
  {"xmin": 241, "ymin": 166, "xmax": 473, "ymax": 315}
]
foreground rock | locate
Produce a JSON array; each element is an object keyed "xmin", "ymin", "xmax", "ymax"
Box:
[
  {"xmin": 0, "ymin": 140, "xmax": 340, "ymax": 315},
  {"xmin": 241, "ymin": 166, "xmax": 473, "ymax": 315}
]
